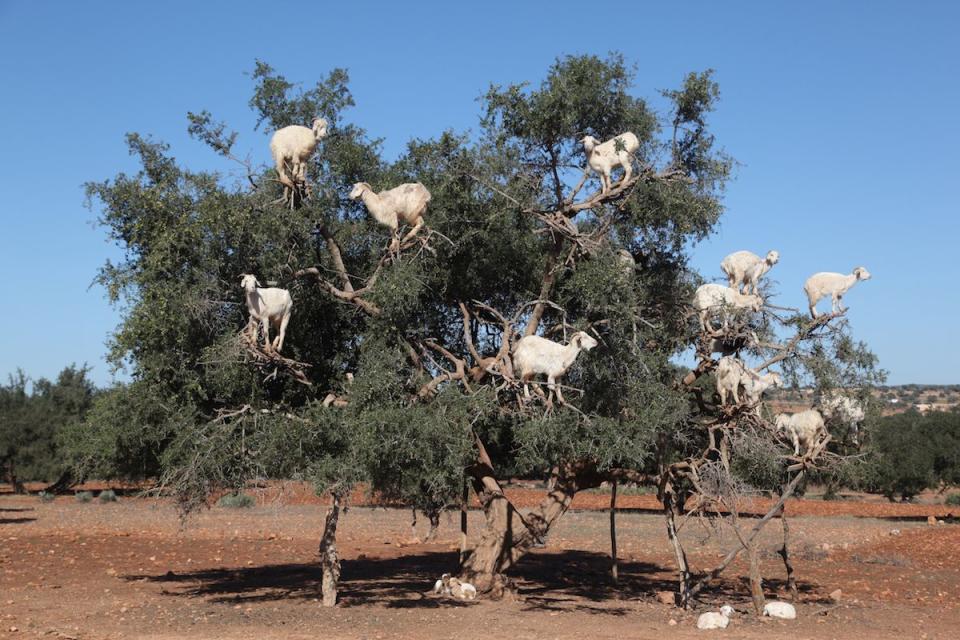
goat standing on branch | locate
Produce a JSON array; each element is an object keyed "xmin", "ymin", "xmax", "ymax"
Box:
[
  {"xmin": 804, "ymin": 267, "xmax": 871, "ymax": 318},
  {"xmin": 240, "ymin": 274, "xmax": 292, "ymax": 353},
  {"xmin": 269, "ymin": 117, "xmax": 328, "ymax": 206},
  {"xmin": 350, "ymin": 181, "xmax": 431, "ymax": 252},
  {"xmin": 692, "ymin": 283, "xmax": 763, "ymax": 334},
  {"xmin": 720, "ymin": 249, "xmax": 779, "ymax": 295},
  {"xmin": 581, "ymin": 132, "xmax": 639, "ymax": 194},
  {"xmin": 512, "ymin": 331, "xmax": 597, "ymax": 407}
]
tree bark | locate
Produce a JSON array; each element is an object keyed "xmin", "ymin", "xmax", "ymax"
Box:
[
  {"xmin": 777, "ymin": 505, "xmax": 798, "ymax": 598},
  {"xmin": 747, "ymin": 542, "xmax": 765, "ymax": 615},
  {"xmin": 459, "ymin": 479, "xmax": 469, "ymax": 569},
  {"xmin": 460, "ymin": 462, "xmax": 601, "ymax": 596},
  {"xmin": 609, "ymin": 481, "xmax": 619, "ymax": 584},
  {"xmin": 319, "ymin": 493, "xmax": 343, "ymax": 607}
]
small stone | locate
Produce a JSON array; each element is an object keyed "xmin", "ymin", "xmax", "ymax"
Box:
[
  {"xmin": 938, "ymin": 520, "xmax": 945, "ymax": 525},
  {"xmin": 889, "ymin": 529, "xmax": 901, "ymax": 536},
  {"xmin": 668, "ymin": 619, "xmax": 678, "ymax": 626},
  {"xmin": 656, "ymin": 590, "xmax": 675, "ymax": 605},
  {"xmin": 829, "ymin": 589, "xmax": 842, "ymax": 602},
  {"xmin": 927, "ymin": 515, "xmax": 937, "ymax": 526}
]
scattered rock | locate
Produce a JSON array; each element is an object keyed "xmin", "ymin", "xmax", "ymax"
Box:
[
  {"xmin": 668, "ymin": 619, "xmax": 678, "ymax": 626},
  {"xmin": 656, "ymin": 590, "xmax": 675, "ymax": 605},
  {"xmin": 829, "ymin": 589, "xmax": 843, "ymax": 602},
  {"xmin": 889, "ymin": 529, "xmax": 901, "ymax": 536},
  {"xmin": 928, "ymin": 515, "xmax": 937, "ymax": 526}
]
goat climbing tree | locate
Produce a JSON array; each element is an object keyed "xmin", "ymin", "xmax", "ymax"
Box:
[{"xmin": 80, "ymin": 53, "xmax": 882, "ymax": 607}]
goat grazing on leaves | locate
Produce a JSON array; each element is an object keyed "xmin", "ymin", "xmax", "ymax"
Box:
[
  {"xmin": 581, "ymin": 132, "xmax": 640, "ymax": 193},
  {"xmin": 716, "ymin": 357, "xmax": 782, "ymax": 411},
  {"xmin": 721, "ymin": 250, "xmax": 779, "ymax": 295},
  {"xmin": 240, "ymin": 274, "xmax": 293, "ymax": 353},
  {"xmin": 804, "ymin": 267, "xmax": 871, "ymax": 318},
  {"xmin": 512, "ymin": 331, "xmax": 598, "ymax": 406},
  {"xmin": 692, "ymin": 284, "xmax": 763, "ymax": 334},
  {"xmin": 269, "ymin": 118, "xmax": 328, "ymax": 204},
  {"xmin": 349, "ymin": 182, "xmax": 431, "ymax": 251},
  {"xmin": 817, "ymin": 391, "xmax": 865, "ymax": 447},
  {"xmin": 775, "ymin": 409, "xmax": 826, "ymax": 456}
]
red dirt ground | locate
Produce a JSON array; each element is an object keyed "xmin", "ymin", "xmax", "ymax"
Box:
[{"xmin": 1, "ymin": 489, "xmax": 958, "ymax": 639}]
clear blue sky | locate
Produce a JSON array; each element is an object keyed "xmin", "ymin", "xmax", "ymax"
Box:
[{"xmin": 1, "ymin": 1, "xmax": 957, "ymax": 386}]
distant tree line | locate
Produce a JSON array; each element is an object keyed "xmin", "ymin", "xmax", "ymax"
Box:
[
  {"xmin": 3, "ymin": 364, "xmax": 960, "ymax": 505},
  {"xmin": 0, "ymin": 365, "xmax": 96, "ymax": 492}
]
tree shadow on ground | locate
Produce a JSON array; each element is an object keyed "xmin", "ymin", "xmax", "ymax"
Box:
[
  {"xmin": 0, "ymin": 516, "xmax": 36, "ymax": 524},
  {"xmin": 121, "ymin": 549, "xmax": 748, "ymax": 613},
  {"xmin": 0, "ymin": 507, "xmax": 34, "ymax": 512}
]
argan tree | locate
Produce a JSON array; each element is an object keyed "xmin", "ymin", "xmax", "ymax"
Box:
[{"xmin": 75, "ymin": 53, "xmax": 880, "ymax": 607}]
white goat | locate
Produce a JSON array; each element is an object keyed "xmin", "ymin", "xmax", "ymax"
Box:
[
  {"xmin": 763, "ymin": 601, "xmax": 797, "ymax": 619},
  {"xmin": 349, "ymin": 182, "xmax": 431, "ymax": 250},
  {"xmin": 447, "ymin": 577, "xmax": 477, "ymax": 600},
  {"xmin": 433, "ymin": 574, "xmax": 476, "ymax": 600},
  {"xmin": 581, "ymin": 132, "xmax": 640, "ymax": 193},
  {"xmin": 269, "ymin": 118, "xmax": 328, "ymax": 201},
  {"xmin": 240, "ymin": 274, "xmax": 293, "ymax": 353},
  {"xmin": 775, "ymin": 409, "xmax": 826, "ymax": 456},
  {"xmin": 720, "ymin": 250, "xmax": 779, "ymax": 295},
  {"xmin": 716, "ymin": 357, "xmax": 782, "ymax": 410},
  {"xmin": 692, "ymin": 284, "xmax": 763, "ymax": 333},
  {"xmin": 803, "ymin": 267, "xmax": 871, "ymax": 318},
  {"xmin": 817, "ymin": 391, "xmax": 865, "ymax": 446},
  {"xmin": 616, "ymin": 249, "xmax": 636, "ymax": 278},
  {"xmin": 697, "ymin": 605, "xmax": 735, "ymax": 630},
  {"xmin": 512, "ymin": 331, "xmax": 598, "ymax": 405}
]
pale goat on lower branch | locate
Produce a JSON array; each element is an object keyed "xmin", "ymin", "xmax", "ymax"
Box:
[
  {"xmin": 581, "ymin": 132, "xmax": 639, "ymax": 193},
  {"xmin": 803, "ymin": 267, "xmax": 871, "ymax": 318},
  {"xmin": 349, "ymin": 181, "xmax": 431, "ymax": 250},
  {"xmin": 720, "ymin": 249, "xmax": 779, "ymax": 295},
  {"xmin": 775, "ymin": 409, "xmax": 826, "ymax": 456},
  {"xmin": 512, "ymin": 331, "xmax": 598, "ymax": 405},
  {"xmin": 240, "ymin": 274, "xmax": 293, "ymax": 353},
  {"xmin": 692, "ymin": 284, "xmax": 763, "ymax": 334},
  {"xmin": 716, "ymin": 357, "xmax": 782, "ymax": 411},
  {"xmin": 817, "ymin": 391, "xmax": 865, "ymax": 446}
]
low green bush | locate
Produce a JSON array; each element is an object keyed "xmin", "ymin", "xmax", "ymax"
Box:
[
  {"xmin": 38, "ymin": 491, "xmax": 55, "ymax": 503},
  {"xmin": 98, "ymin": 489, "xmax": 118, "ymax": 503},
  {"xmin": 217, "ymin": 493, "xmax": 255, "ymax": 508},
  {"xmin": 945, "ymin": 493, "xmax": 960, "ymax": 506},
  {"xmin": 75, "ymin": 491, "xmax": 93, "ymax": 503}
]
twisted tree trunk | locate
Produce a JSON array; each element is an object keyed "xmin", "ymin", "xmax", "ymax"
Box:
[
  {"xmin": 460, "ymin": 461, "xmax": 601, "ymax": 596},
  {"xmin": 319, "ymin": 493, "xmax": 343, "ymax": 607}
]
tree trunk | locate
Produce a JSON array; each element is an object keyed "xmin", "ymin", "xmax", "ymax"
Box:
[
  {"xmin": 664, "ymin": 495, "xmax": 691, "ymax": 607},
  {"xmin": 609, "ymin": 481, "xmax": 619, "ymax": 584},
  {"xmin": 747, "ymin": 541, "xmax": 765, "ymax": 615},
  {"xmin": 318, "ymin": 493, "xmax": 342, "ymax": 607},
  {"xmin": 460, "ymin": 463, "xmax": 599, "ymax": 596},
  {"xmin": 6, "ymin": 461, "xmax": 26, "ymax": 495},
  {"xmin": 458, "ymin": 479, "xmax": 469, "ymax": 569},
  {"xmin": 777, "ymin": 505, "xmax": 798, "ymax": 598},
  {"xmin": 42, "ymin": 470, "xmax": 76, "ymax": 495}
]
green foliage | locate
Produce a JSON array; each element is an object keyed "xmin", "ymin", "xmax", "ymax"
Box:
[
  {"xmin": 217, "ymin": 492, "xmax": 255, "ymax": 508},
  {"xmin": 38, "ymin": 491, "xmax": 55, "ymax": 503},
  {"xmin": 98, "ymin": 489, "xmax": 117, "ymax": 503},
  {"xmin": 81, "ymin": 52, "xmax": 745, "ymax": 517},
  {"xmin": 0, "ymin": 365, "xmax": 96, "ymax": 484},
  {"xmin": 944, "ymin": 493, "xmax": 960, "ymax": 506},
  {"xmin": 863, "ymin": 410, "xmax": 960, "ymax": 500},
  {"xmin": 75, "ymin": 491, "xmax": 93, "ymax": 503}
]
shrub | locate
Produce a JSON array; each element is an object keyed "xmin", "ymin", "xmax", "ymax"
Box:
[
  {"xmin": 217, "ymin": 493, "xmax": 255, "ymax": 508},
  {"xmin": 75, "ymin": 491, "xmax": 93, "ymax": 503},
  {"xmin": 98, "ymin": 489, "xmax": 118, "ymax": 503},
  {"xmin": 945, "ymin": 493, "xmax": 960, "ymax": 506},
  {"xmin": 38, "ymin": 491, "xmax": 55, "ymax": 503}
]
